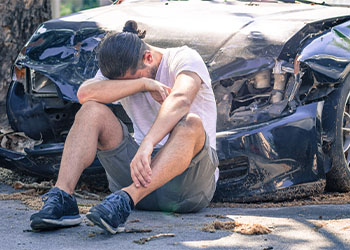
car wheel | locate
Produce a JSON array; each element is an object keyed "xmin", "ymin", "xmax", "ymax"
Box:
[{"xmin": 325, "ymin": 76, "xmax": 350, "ymax": 192}]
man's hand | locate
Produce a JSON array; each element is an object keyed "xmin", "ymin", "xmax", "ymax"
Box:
[
  {"xmin": 143, "ymin": 78, "xmax": 171, "ymax": 104},
  {"xmin": 130, "ymin": 140, "xmax": 154, "ymax": 188}
]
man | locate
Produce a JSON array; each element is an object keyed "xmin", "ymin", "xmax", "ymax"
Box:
[{"xmin": 30, "ymin": 21, "xmax": 218, "ymax": 234}]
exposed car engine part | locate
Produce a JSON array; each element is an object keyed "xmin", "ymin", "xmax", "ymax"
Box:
[
  {"xmin": 254, "ymin": 69, "xmax": 271, "ymax": 89},
  {"xmin": 1, "ymin": 0, "xmax": 350, "ymax": 203},
  {"xmin": 271, "ymin": 61, "xmax": 287, "ymax": 103}
]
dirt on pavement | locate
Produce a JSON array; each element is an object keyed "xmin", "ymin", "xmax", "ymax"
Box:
[
  {"xmin": 201, "ymin": 220, "xmax": 272, "ymax": 235},
  {"xmin": 1, "ymin": 167, "xmax": 350, "ymax": 212}
]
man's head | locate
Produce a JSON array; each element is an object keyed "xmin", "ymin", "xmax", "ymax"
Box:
[{"xmin": 98, "ymin": 21, "xmax": 157, "ymax": 80}]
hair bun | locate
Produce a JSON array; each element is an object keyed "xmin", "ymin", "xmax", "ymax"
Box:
[{"xmin": 122, "ymin": 20, "xmax": 146, "ymax": 39}]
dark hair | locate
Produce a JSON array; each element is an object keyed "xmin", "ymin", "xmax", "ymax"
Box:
[{"xmin": 98, "ymin": 20, "xmax": 147, "ymax": 79}]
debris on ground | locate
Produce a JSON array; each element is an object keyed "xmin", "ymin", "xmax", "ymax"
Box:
[
  {"xmin": 23, "ymin": 229, "xmax": 34, "ymax": 233},
  {"xmin": 88, "ymin": 232, "xmax": 97, "ymax": 238},
  {"xmin": 73, "ymin": 190, "xmax": 102, "ymax": 200},
  {"xmin": 13, "ymin": 180, "xmax": 100, "ymax": 200},
  {"xmin": 209, "ymin": 191, "xmax": 350, "ymax": 208},
  {"xmin": 13, "ymin": 180, "xmax": 53, "ymax": 191},
  {"xmin": 3, "ymin": 167, "xmax": 350, "ymax": 211},
  {"xmin": 0, "ymin": 168, "xmax": 39, "ymax": 186},
  {"xmin": 0, "ymin": 188, "xmax": 97, "ymax": 214},
  {"xmin": 77, "ymin": 203, "xmax": 97, "ymax": 214},
  {"xmin": 0, "ymin": 190, "xmax": 42, "ymax": 210},
  {"xmin": 125, "ymin": 228, "xmax": 152, "ymax": 233},
  {"xmin": 133, "ymin": 233, "xmax": 175, "ymax": 244},
  {"xmin": 0, "ymin": 156, "xmax": 109, "ymax": 193},
  {"xmin": 128, "ymin": 219, "xmax": 141, "ymax": 223},
  {"xmin": 202, "ymin": 220, "xmax": 272, "ymax": 235},
  {"xmin": 85, "ymin": 229, "xmax": 150, "ymax": 238},
  {"xmin": 76, "ymin": 179, "xmax": 109, "ymax": 194},
  {"xmin": 0, "ymin": 168, "xmax": 105, "ymax": 213},
  {"xmin": 0, "ymin": 128, "xmax": 42, "ymax": 153},
  {"xmin": 205, "ymin": 214, "xmax": 228, "ymax": 219}
]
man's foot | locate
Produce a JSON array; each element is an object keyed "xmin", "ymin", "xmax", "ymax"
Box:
[
  {"xmin": 86, "ymin": 190, "xmax": 132, "ymax": 234},
  {"xmin": 30, "ymin": 187, "xmax": 82, "ymax": 230}
]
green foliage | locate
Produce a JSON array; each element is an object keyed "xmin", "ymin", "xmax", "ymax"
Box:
[{"xmin": 60, "ymin": 0, "xmax": 99, "ymax": 17}]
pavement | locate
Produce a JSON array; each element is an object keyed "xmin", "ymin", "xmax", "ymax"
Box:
[{"xmin": 1, "ymin": 183, "xmax": 350, "ymax": 250}]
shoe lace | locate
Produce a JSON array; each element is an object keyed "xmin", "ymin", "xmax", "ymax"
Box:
[{"xmin": 41, "ymin": 189, "xmax": 64, "ymax": 209}]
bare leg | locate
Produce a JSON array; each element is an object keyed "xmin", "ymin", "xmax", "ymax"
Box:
[
  {"xmin": 123, "ymin": 113, "xmax": 206, "ymax": 204},
  {"xmin": 55, "ymin": 101, "xmax": 123, "ymax": 194}
]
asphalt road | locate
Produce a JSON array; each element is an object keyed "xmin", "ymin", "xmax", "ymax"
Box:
[{"xmin": 1, "ymin": 183, "xmax": 350, "ymax": 250}]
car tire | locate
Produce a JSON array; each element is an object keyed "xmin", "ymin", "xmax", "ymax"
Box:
[{"xmin": 324, "ymin": 76, "xmax": 350, "ymax": 192}]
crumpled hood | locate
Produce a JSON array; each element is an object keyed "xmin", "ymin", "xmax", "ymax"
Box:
[{"xmin": 16, "ymin": 0, "xmax": 350, "ymax": 101}]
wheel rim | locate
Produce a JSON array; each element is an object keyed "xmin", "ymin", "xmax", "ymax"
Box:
[{"xmin": 343, "ymin": 92, "xmax": 350, "ymax": 165}]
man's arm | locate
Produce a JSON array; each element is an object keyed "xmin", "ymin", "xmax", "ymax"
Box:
[
  {"xmin": 77, "ymin": 77, "xmax": 171, "ymax": 104},
  {"xmin": 145, "ymin": 71, "xmax": 201, "ymax": 145},
  {"xmin": 130, "ymin": 71, "xmax": 202, "ymax": 188}
]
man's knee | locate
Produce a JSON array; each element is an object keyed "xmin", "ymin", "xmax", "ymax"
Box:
[{"xmin": 75, "ymin": 101, "xmax": 111, "ymax": 122}]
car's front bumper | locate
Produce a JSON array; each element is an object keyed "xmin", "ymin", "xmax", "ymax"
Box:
[{"xmin": 215, "ymin": 101, "xmax": 327, "ymax": 201}]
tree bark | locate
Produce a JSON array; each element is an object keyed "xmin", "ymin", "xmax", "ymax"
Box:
[{"xmin": 0, "ymin": 0, "xmax": 51, "ymax": 126}]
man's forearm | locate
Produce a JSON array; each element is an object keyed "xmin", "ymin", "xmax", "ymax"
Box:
[
  {"xmin": 143, "ymin": 94, "xmax": 191, "ymax": 147},
  {"xmin": 77, "ymin": 78, "xmax": 146, "ymax": 104},
  {"xmin": 129, "ymin": 71, "xmax": 201, "ymax": 187},
  {"xmin": 143, "ymin": 72, "xmax": 202, "ymax": 147}
]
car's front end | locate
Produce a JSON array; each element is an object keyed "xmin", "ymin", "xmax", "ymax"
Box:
[{"xmin": 2, "ymin": 0, "xmax": 350, "ymax": 202}]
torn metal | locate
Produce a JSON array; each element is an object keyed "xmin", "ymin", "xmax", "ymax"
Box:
[{"xmin": 1, "ymin": 0, "xmax": 350, "ymax": 201}]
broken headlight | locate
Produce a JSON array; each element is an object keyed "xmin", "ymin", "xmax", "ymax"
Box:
[
  {"xmin": 30, "ymin": 70, "xmax": 58, "ymax": 97},
  {"xmin": 12, "ymin": 64, "xmax": 26, "ymax": 85}
]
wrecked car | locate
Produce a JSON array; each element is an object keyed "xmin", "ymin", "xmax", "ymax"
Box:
[{"xmin": 1, "ymin": 0, "xmax": 350, "ymax": 202}]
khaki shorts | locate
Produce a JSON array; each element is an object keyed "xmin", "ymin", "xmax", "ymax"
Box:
[{"xmin": 97, "ymin": 120, "xmax": 218, "ymax": 213}]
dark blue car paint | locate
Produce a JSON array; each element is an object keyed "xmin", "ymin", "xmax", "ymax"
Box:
[
  {"xmin": 214, "ymin": 102, "xmax": 327, "ymax": 201},
  {"xmin": 0, "ymin": 142, "xmax": 104, "ymax": 178},
  {"xmin": 1, "ymin": 1, "xmax": 350, "ymax": 201}
]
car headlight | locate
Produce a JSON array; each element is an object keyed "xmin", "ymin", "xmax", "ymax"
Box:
[
  {"xmin": 30, "ymin": 70, "xmax": 58, "ymax": 97},
  {"xmin": 12, "ymin": 64, "xmax": 26, "ymax": 84}
]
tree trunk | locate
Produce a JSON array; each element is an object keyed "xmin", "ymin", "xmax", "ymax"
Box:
[{"xmin": 0, "ymin": 0, "xmax": 51, "ymax": 127}]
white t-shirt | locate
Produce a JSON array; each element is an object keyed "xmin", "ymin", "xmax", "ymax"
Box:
[{"xmin": 94, "ymin": 46, "xmax": 217, "ymax": 150}]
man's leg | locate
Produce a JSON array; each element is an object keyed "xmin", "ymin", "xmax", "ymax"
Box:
[
  {"xmin": 123, "ymin": 113, "xmax": 206, "ymax": 205},
  {"xmin": 55, "ymin": 101, "xmax": 124, "ymax": 194},
  {"xmin": 86, "ymin": 113, "xmax": 208, "ymax": 233},
  {"xmin": 30, "ymin": 101, "xmax": 124, "ymax": 230}
]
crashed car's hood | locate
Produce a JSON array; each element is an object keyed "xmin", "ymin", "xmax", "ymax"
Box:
[{"xmin": 17, "ymin": 0, "xmax": 350, "ymax": 101}]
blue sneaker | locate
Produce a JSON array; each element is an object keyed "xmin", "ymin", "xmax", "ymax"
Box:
[
  {"xmin": 30, "ymin": 187, "xmax": 82, "ymax": 230},
  {"xmin": 86, "ymin": 190, "xmax": 132, "ymax": 234}
]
